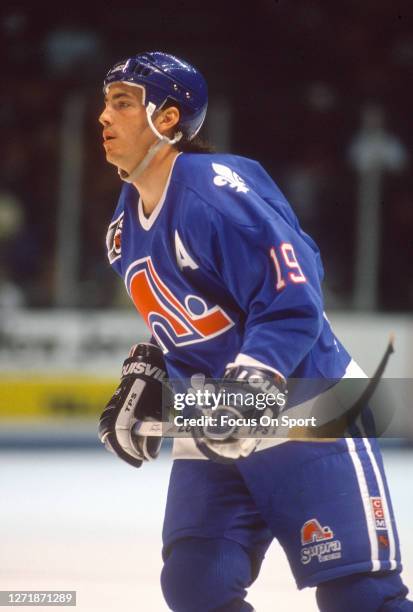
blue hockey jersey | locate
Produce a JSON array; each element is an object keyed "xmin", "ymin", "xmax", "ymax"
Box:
[{"xmin": 106, "ymin": 152, "xmax": 351, "ymax": 402}]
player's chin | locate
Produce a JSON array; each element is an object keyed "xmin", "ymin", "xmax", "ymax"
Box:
[
  {"xmin": 104, "ymin": 149, "xmax": 121, "ymax": 166},
  {"xmin": 103, "ymin": 139, "xmax": 120, "ymax": 155}
]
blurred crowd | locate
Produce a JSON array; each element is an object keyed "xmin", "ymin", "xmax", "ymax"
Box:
[{"xmin": 1, "ymin": 1, "xmax": 412, "ymax": 310}]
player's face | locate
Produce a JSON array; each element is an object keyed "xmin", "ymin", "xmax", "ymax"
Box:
[{"xmin": 99, "ymin": 83, "xmax": 155, "ymax": 172}]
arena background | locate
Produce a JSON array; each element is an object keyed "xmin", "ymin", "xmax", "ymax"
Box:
[{"xmin": 1, "ymin": 2, "xmax": 412, "ymax": 610}]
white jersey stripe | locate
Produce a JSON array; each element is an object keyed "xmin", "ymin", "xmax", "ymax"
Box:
[
  {"xmin": 362, "ymin": 437, "xmax": 397, "ymax": 570},
  {"xmin": 345, "ymin": 437, "xmax": 380, "ymax": 571}
]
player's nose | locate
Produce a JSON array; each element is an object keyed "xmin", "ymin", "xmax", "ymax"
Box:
[{"xmin": 99, "ymin": 106, "xmax": 112, "ymax": 126}]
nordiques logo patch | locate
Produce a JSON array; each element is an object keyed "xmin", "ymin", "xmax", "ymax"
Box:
[{"xmin": 300, "ymin": 518, "xmax": 342, "ymax": 565}]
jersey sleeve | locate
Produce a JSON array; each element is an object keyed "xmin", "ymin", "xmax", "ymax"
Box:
[{"xmin": 182, "ymin": 187, "xmax": 325, "ymax": 380}]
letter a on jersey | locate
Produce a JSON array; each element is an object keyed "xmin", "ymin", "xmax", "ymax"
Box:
[{"xmin": 175, "ymin": 230, "xmax": 198, "ymax": 271}]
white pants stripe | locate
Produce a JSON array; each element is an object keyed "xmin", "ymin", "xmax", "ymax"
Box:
[{"xmin": 345, "ymin": 436, "xmax": 381, "ymax": 571}]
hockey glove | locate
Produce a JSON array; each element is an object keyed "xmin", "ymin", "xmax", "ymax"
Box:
[
  {"xmin": 98, "ymin": 343, "xmax": 169, "ymax": 468},
  {"xmin": 192, "ymin": 365, "xmax": 286, "ymax": 463}
]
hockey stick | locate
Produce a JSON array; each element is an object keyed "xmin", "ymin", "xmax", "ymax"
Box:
[{"xmin": 288, "ymin": 335, "xmax": 395, "ymax": 440}]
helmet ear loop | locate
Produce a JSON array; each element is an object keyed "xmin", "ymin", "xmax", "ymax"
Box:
[
  {"xmin": 146, "ymin": 102, "xmax": 183, "ymax": 145},
  {"xmin": 116, "ymin": 101, "xmax": 182, "ymax": 183}
]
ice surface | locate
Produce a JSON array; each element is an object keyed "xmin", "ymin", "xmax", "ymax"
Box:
[{"xmin": 1, "ymin": 448, "xmax": 412, "ymax": 611}]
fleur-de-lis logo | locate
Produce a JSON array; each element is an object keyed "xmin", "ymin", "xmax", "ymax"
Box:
[{"xmin": 212, "ymin": 163, "xmax": 249, "ymax": 193}]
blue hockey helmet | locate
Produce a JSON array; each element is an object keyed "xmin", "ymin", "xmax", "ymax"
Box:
[{"xmin": 103, "ymin": 51, "xmax": 208, "ymax": 142}]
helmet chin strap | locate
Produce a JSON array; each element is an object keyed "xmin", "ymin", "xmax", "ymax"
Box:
[{"xmin": 118, "ymin": 102, "xmax": 183, "ymax": 183}]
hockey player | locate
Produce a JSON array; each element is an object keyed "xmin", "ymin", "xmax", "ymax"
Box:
[{"xmin": 98, "ymin": 52, "xmax": 413, "ymax": 611}]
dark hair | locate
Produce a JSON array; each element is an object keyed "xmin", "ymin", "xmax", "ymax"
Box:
[
  {"xmin": 175, "ymin": 134, "xmax": 215, "ymax": 153},
  {"xmin": 161, "ymin": 97, "xmax": 214, "ymax": 153}
]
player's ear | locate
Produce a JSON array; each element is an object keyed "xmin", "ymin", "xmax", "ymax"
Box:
[{"xmin": 155, "ymin": 106, "xmax": 180, "ymax": 137}]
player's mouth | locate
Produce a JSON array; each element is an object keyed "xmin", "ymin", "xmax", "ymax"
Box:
[{"xmin": 103, "ymin": 132, "xmax": 116, "ymax": 144}]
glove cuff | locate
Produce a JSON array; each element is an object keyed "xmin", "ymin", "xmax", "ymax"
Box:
[{"xmin": 223, "ymin": 364, "xmax": 286, "ymax": 394}]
